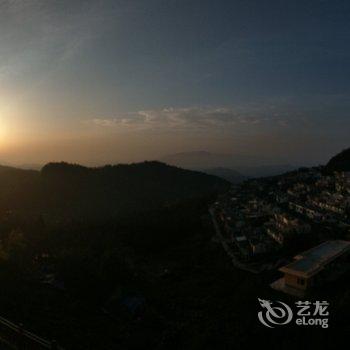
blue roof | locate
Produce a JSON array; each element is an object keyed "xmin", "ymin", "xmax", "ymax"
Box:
[{"xmin": 280, "ymin": 240, "xmax": 350, "ymax": 277}]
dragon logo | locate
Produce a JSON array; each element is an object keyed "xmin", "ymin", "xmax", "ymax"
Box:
[{"xmin": 258, "ymin": 298, "xmax": 293, "ymax": 328}]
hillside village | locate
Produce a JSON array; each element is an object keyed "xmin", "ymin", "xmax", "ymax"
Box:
[{"xmin": 211, "ymin": 167, "xmax": 350, "ymax": 269}]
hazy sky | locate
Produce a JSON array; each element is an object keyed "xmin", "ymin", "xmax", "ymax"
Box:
[{"xmin": 0, "ymin": 0, "xmax": 349, "ymax": 166}]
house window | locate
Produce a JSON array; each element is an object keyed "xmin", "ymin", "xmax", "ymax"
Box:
[{"xmin": 297, "ymin": 278, "xmax": 305, "ymax": 286}]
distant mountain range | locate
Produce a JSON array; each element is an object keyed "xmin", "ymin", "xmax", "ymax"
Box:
[
  {"xmin": 160, "ymin": 151, "xmax": 297, "ymax": 178},
  {"xmin": 0, "ymin": 161, "xmax": 229, "ymax": 219},
  {"xmin": 201, "ymin": 167, "xmax": 247, "ymax": 183}
]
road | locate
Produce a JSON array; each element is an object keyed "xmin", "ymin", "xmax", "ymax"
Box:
[{"xmin": 209, "ymin": 208, "xmax": 262, "ymax": 274}]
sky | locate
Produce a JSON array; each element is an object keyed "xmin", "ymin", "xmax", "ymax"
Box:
[{"xmin": 0, "ymin": 0, "xmax": 349, "ymax": 166}]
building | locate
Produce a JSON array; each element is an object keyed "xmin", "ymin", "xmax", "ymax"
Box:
[
  {"xmin": 335, "ymin": 171, "xmax": 350, "ymax": 194},
  {"xmin": 265, "ymin": 213, "xmax": 311, "ymax": 245},
  {"xmin": 271, "ymin": 240, "xmax": 350, "ymax": 296},
  {"xmin": 289, "ymin": 201, "xmax": 323, "ymax": 221}
]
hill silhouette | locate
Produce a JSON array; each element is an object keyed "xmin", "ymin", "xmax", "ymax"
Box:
[
  {"xmin": 326, "ymin": 148, "xmax": 350, "ymax": 172},
  {"xmin": 0, "ymin": 161, "xmax": 229, "ymax": 219}
]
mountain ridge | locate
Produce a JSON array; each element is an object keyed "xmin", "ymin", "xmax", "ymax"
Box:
[
  {"xmin": 0, "ymin": 161, "xmax": 229, "ymax": 219},
  {"xmin": 326, "ymin": 148, "xmax": 350, "ymax": 172}
]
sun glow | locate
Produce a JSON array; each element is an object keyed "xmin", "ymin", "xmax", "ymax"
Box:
[{"xmin": 0, "ymin": 110, "xmax": 12, "ymax": 148}]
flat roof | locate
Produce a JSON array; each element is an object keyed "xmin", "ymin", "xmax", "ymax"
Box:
[{"xmin": 279, "ymin": 240, "xmax": 350, "ymax": 278}]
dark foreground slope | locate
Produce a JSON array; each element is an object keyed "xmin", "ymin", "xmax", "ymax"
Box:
[
  {"xmin": 0, "ymin": 155, "xmax": 349, "ymax": 349},
  {"xmin": 0, "ymin": 161, "xmax": 230, "ymax": 349}
]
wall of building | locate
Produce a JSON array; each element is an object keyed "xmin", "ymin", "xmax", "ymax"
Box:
[{"xmin": 285, "ymin": 273, "xmax": 310, "ymax": 290}]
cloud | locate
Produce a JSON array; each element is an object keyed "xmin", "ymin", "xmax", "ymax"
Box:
[{"xmin": 90, "ymin": 106, "xmax": 295, "ymax": 134}]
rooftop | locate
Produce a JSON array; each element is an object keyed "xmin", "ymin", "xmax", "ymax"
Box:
[{"xmin": 279, "ymin": 240, "xmax": 350, "ymax": 278}]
